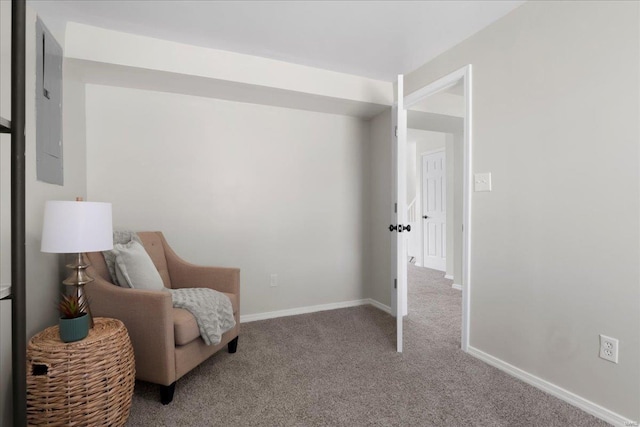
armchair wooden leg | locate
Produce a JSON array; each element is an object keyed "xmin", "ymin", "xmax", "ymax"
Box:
[
  {"xmin": 160, "ymin": 382, "xmax": 176, "ymax": 405},
  {"xmin": 228, "ymin": 336, "xmax": 238, "ymax": 354}
]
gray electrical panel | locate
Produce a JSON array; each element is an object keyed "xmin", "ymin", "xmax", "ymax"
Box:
[{"xmin": 36, "ymin": 18, "xmax": 63, "ymax": 185}]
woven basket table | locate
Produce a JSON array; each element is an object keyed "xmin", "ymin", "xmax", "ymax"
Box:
[{"xmin": 27, "ymin": 317, "xmax": 136, "ymax": 426}]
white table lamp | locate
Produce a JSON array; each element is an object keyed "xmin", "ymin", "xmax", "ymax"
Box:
[{"xmin": 41, "ymin": 199, "xmax": 113, "ymax": 327}]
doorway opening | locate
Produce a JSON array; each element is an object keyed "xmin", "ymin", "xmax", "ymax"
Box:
[{"xmin": 394, "ymin": 65, "xmax": 472, "ymax": 352}]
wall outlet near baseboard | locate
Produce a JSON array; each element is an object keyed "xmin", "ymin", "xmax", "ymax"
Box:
[
  {"xmin": 270, "ymin": 273, "xmax": 278, "ymax": 287},
  {"xmin": 599, "ymin": 334, "xmax": 619, "ymax": 363}
]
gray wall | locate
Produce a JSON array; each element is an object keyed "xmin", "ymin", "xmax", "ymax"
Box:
[
  {"xmin": 0, "ymin": 8, "xmax": 88, "ymax": 425},
  {"xmin": 406, "ymin": 1, "xmax": 639, "ymax": 420},
  {"xmin": 0, "ymin": 4, "xmax": 12, "ymax": 424},
  {"xmin": 84, "ymin": 84, "xmax": 370, "ymax": 316},
  {"xmin": 25, "ymin": 9, "xmax": 87, "ymax": 341}
]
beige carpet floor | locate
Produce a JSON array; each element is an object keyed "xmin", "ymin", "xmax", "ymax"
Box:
[{"xmin": 126, "ymin": 265, "xmax": 606, "ymax": 426}]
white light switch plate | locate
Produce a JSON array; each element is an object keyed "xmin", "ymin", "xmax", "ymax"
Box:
[{"xmin": 474, "ymin": 173, "xmax": 492, "ymax": 192}]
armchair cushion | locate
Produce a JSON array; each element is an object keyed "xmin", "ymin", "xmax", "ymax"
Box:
[
  {"xmin": 114, "ymin": 240, "xmax": 165, "ymax": 291},
  {"xmin": 173, "ymin": 308, "xmax": 200, "ymax": 345}
]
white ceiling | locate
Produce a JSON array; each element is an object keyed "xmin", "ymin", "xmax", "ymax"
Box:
[{"xmin": 29, "ymin": 0, "xmax": 525, "ymax": 82}]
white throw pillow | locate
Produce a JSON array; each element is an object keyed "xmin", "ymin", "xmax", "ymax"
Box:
[{"xmin": 113, "ymin": 240, "xmax": 165, "ymax": 291}]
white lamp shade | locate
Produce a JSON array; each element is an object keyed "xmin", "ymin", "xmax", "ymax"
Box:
[{"xmin": 41, "ymin": 201, "xmax": 114, "ymax": 253}]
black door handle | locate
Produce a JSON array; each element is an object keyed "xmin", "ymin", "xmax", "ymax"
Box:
[
  {"xmin": 388, "ymin": 224, "xmax": 397, "ymax": 232},
  {"xmin": 400, "ymin": 224, "xmax": 411, "ymax": 232}
]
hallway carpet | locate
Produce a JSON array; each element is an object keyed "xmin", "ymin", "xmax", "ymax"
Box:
[{"xmin": 126, "ymin": 265, "xmax": 606, "ymax": 426}]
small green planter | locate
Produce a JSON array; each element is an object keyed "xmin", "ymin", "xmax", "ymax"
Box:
[{"xmin": 59, "ymin": 313, "xmax": 89, "ymax": 343}]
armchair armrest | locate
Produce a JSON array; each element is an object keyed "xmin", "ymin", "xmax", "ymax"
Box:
[
  {"xmin": 162, "ymin": 236, "xmax": 240, "ymax": 296},
  {"xmin": 170, "ymin": 263, "xmax": 240, "ymax": 295},
  {"xmin": 85, "ymin": 275, "xmax": 176, "ymax": 385}
]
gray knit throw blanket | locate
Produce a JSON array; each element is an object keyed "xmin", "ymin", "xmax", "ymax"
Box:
[{"xmin": 169, "ymin": 288, "xmax": 236, "ymax": 345}]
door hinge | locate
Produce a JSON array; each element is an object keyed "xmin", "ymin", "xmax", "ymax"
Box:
[
  {"xmin": 395, "ymin": 126, "xmax": 398, "ymax": 137},
  {"xmin": 394, "ymin": 203, "xmax": 397, "ymax": 213},
  {"xmin": 394, "ymin": 279, "xmax": 397, "ymax": 289}
]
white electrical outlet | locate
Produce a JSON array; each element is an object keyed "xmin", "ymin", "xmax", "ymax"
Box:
[
  {"xmin": 270, "ymin": 273, "xmax": 278, "ymax": 287},
  {"xmin": 599, "ymin": 334, "xmax": 619, "ymax": 363}
]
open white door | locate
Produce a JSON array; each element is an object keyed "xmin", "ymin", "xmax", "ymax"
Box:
[
  {"xmin": 402, "ymin": 64, "xmax": 473, "ymax": 352},
  {"xmin": 392, "ymin": 75, "xmax": 408, "ymax": 353}
]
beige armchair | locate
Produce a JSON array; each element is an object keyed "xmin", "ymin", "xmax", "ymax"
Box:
[{"xmin": 85, "ymin": 231, "xmax": 240, "ymax": 404}]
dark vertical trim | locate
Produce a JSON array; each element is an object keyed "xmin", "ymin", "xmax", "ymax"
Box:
[{"xmin": 11, "ymin": 0, "xmax": 27, "ymax": 426}]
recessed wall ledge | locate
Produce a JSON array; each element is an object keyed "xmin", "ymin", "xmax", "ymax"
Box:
[{"xmin": 64, "ymin": 23, "xmax": 393, "ymax": 117}]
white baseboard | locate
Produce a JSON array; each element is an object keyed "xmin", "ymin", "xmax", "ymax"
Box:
[
  {"xmin": 444, "ymin": 274, "xmax": 454, "ymax": 280},
  {"xmin": 241, "ymin": 299, "xmax": 369, "ymax": 323},
  {"xmin": 241, "ymin": 298, "xmax": 392, "ymax": 323},
  {"xmin": 366, "ymin": 298, "xmax": 392, "ymax": 314},
  {"xmin": 467, "ymin": 346, "xmax": 635, "ymax": 427},
  {"xmin": 451, "ymin": 283, "xmax": 462, "ymax": 291}
]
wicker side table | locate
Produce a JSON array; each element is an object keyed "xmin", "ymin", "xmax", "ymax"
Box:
[{"xmin": 27, "ymin": 317, "xmax": 136, "ymax": 426}]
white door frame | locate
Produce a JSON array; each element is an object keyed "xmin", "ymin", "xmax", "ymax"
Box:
[
  {"xmin": 403, "ymin": 65, "xmax": 473, "ymax": 352},
  {"xmin": 419, "ymin": 148, "xmax": 446, "ymax": 271}
]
